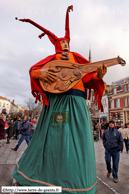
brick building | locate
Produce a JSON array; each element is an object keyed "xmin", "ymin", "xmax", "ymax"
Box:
[
  {"xmin": 109, "ymin": 77, "xmax": 129, "ymax": 124},
  {"xmin": 87, "ymin": 83, "xmax": 111, "ymax": 122}
]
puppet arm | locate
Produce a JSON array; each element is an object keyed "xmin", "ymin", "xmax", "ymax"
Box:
[
  {"xmin": 32, "ymin": 69, "xmax": 57, "ymax": 84},
  {"xmin": 93, "ymin": 64, "xmax": 107, "ymax": 80}
]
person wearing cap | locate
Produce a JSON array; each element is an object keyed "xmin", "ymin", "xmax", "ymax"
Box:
[
  {"xmin": 103, "ymin": 120, "xmax": 123, "ymax": 183},
  {"xmin": 12, "ymin": 6, "xmax": 107, "ymax": 193}
]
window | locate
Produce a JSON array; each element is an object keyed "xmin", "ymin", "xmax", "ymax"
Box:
[
  {"xmin": 117, "ymin": 112, "xmax": 121, "ymax": 120},
  {"xmin": 3, "ymin": 103, "xmax": 5, "ymax": 107},
  {"xmin": 124, "ymin": 85, "xmax": 127, "ymax": 92},
  {"xmin": 0, "ymin": 102, "xmax": 1, "ymax": 107},
  {"xmin": 111, "ymin": 100, "xmax": 114, "ymax": 109},
  {"xmin": 128, "ymin": 84, "xmax": 129, "ymax": 91},
  {"xmin": 116, "ymin": 99, "xmax": 120, "ymax": 108},
  {"xmin": 114, "ymin": 88, "xmax": 116, "ymax": 94},
  {"xmin": 112, "ymin": 112, "xmax": 116, "ymax": 120},
  {"xmin": 125, "ymin": 97, "xmax": 127, "ymax": 106}
]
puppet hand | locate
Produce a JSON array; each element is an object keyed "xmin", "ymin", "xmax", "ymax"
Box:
[
  {"xmin": 38, "ymin": 68, "xmax": 57, "ymax": 84},
  {"xmin": 97, "ymin": 64, "xmax": 107, "ymax": 79}
]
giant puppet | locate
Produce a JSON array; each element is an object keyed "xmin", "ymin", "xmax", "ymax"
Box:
[{"xmin": 13, "ymin": 5, "xmax": 125, "ymax": 194}]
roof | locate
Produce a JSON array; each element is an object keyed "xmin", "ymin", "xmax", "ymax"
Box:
[
  {"xmin": 11, "ymin": 103, "xmax": 19, "ymax": 108},
  {"xmin": 0, "ymin": 96, "xmax": 10, "ymax": 102},
  {"xmin": 112, "ymin": 76, "xmax": 129, "ymax": 85},
  {"xmin": 110, "ymin": 76, "xmax": 129, "ymax": 92}
]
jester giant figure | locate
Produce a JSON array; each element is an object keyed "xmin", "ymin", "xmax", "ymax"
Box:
[{"xmin": 13, "ymin": 5, "xmax": 107, "ymax": 194}]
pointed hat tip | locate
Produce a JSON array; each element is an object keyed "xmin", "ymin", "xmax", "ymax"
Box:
[{"xmin": 68, "ymin": 5, "xmax": 73, "ymax": 12}]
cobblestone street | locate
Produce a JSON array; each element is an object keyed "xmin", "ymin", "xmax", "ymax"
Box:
[{"xmin": 0, "ymin": 138, "xmax": 129, "ymax": 194}]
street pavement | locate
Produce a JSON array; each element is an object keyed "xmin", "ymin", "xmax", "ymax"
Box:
[{"xmin": 0, "ymin": 138, "xmax": 129, "ymax": 194}]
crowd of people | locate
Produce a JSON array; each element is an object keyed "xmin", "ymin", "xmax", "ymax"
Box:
[{"xmin": 0, "ymin": 113, "xmax": 37, "ymax": 148}]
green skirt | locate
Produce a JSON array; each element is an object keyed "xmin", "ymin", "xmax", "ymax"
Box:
[{"xmin": 13, "ymin": 91, "xmax": 97, "ymax": 194}]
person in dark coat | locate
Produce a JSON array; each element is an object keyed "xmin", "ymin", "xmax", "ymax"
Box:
[
  {"xmin": 104, "ymin": 122, "xmax": 109, "ymax": 130},
  {"xmin": 0, "ymin": 114, "xmax": 6, "ymax": 141},
  {"xmin": 2, "ymin": 109, "xmax": 7, "ymax": 115},
  {"xmin": 14, "ymin": 117, "xmax": 22, "ymax": 140},
  {"xmin": 6, "ymin": 118, "xmax": 15, "ymax": 144},
  {"xmin": 6, "ymin": 116, "xmax": 10, "ymax": 125},
  {"xmin": 103, "ymin": 120, "xmax": 123, "ymax": 183},
  {"xmin": 11, "ymin": 116, "xmax": 30, "ymax": 151}
]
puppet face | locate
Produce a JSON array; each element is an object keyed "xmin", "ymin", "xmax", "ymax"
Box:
[{"xmin": 60, "ymin": 40, "xmax": 69, "ymax": 51}]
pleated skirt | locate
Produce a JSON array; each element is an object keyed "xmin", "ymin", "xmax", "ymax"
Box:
[{"xmin": 13, "ymin": 90, "xmax": 97, "ymax": 194}]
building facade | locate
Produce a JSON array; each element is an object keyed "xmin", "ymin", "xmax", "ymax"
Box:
[
  {"xmin": 10, "ymin": 100, "xmax": 19, "ymax": 113},
  {"xmin": 87, "ymin": 84, "xmax": 111, "ymax": 123},
  {"xmin": 0, "ymin": 96, "xmax": 11, "ymax": 114},
  {"xmin": 100, "ymin": 84, "xmax": 111, "ymax": 122},
  {"xmin": 109, "ymin": 77, "xmax": 129, "ymax": 124},
  {"xmin": 100, "ymin": 94, "xmax": 109, "ymax": 121},
  {"xmin": 18, "ymin": 105, "xmax": 24, "ymax": 115}
]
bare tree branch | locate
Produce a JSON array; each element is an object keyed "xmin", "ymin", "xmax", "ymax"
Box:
[{"xmin": 24, "ymin": 98, "xmax": 37, "ymax": 117}]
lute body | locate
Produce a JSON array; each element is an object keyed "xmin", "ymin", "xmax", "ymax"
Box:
[{"xmin": 39, "ymin": 56, "xmax": 126, "ymax": 93}]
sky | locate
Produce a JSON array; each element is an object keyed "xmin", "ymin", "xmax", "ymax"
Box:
[{"xmin": 0, "ymin": 0, "xmax": 129, "ymax": 106}]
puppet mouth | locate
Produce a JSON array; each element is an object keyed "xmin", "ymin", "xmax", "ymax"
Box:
[{"xmin": 64, "ymin": 47, "xmax": 69, "ymax": 50}]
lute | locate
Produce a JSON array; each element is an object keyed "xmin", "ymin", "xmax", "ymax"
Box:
[{"xmin": 39, "ymin": 56, "xmax": 126, "ymax": 93}]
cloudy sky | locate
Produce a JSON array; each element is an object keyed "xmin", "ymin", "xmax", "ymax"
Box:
[{"xmin": 0, "ymin": 0, "xmax": 129, "ymax": 106}]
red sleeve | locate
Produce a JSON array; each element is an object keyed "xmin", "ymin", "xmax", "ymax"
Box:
[
  {"xmin": 29, "ymin": 55, "xmax": 55, "ymax": 76},
  {"xmin": 29, "ymin": 55, "xmax": 55, "ymax": 107}
]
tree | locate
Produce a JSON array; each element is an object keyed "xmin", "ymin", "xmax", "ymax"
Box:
[{"xmin": 24, "ymin": 97, "xmax": 37, "ymax": 118}]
